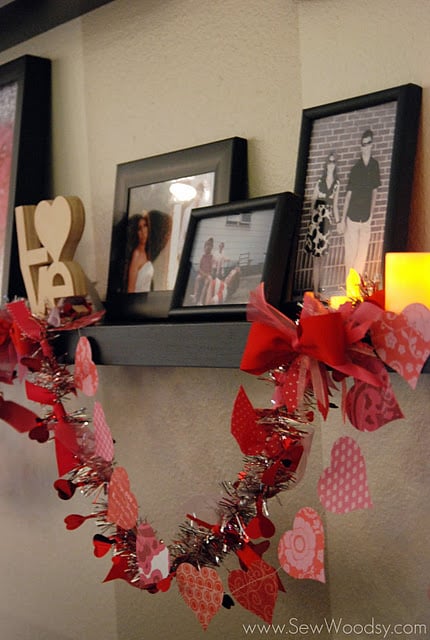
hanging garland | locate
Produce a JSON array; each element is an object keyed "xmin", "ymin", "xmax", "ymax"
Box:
[{"xmin": 0, "ymin": 285, "xmax": 428, "ymax": 629}]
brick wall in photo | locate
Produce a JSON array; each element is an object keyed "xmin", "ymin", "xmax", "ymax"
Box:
[{"xmin": 293, "ymin": 100, "xmax": 397, "ymax": 298}]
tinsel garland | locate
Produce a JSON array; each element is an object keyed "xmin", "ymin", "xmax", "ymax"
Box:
[{"xmin": 1, "ymin": 285, "xmax": 428, "ymax": 629}]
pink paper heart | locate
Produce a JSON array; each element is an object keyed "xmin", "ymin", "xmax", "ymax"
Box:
[
  {"xmin": 228, "ymin": 557, "xmax": 279, "ymax": 623},
  {"xmin": 278, "ymin": 507, "xmax": 325, "ymax": 582},
  {"xmin": 136, "ymin": 522, "xmax": 170, "ymax": 587},
  {"xmin": 74, "ymin": 336, "xmax": 98, "ymax": 396},
  {"xmin": 402, "ymin": 303, "xmax": 430, "ymax": 342},
  {"xmin": 94, "ymin": 401, "xmax": 114, "ymax": 462},
  {"xmin": 176, "ymin": 563, "xmax": 223, "ymax": 630},
  {"xmin": 370, "ymin": 310, "xmax": 430, "ymax": 388},
  {"xmin": 318, "ymin": 437, "xmax": 373, "ymax": 513},
  {"xmin": 107, "ymin": 466, "xmax": 138, "ymax": 530}
]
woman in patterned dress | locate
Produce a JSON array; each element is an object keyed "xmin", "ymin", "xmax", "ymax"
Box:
[{"xmin": 304, "ymin": 152, "xmax": 340, "ymax": 295}]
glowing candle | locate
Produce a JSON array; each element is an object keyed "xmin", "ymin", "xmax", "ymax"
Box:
[
  {"xmin": 330, "ymin": 269, "xmax": 362, "ymax": 309},
  {"xmin": 385, "ymin": 252, "xmax": 430, "ymax": 313}
]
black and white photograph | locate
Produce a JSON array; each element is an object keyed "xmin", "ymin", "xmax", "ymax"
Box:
[{"xmin": 292, "ymin": 84, "xmax": 421, "ymax": 301}]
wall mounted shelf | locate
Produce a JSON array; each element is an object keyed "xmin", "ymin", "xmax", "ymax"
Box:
[{"xmin": 59, "ymin": 321, "xmax": 251, "ymax": 368}]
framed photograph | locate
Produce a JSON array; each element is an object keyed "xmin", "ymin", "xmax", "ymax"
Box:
[
  {"xmin": 169, "ymin": 192, "xmax": 300, "ymax": 320},
  {"xmin": 291, "ymin": 84, "xmax": 422, "ymax": 302},
  {"xmin": 0, "ymin": 55, "xmax": 51, "ymax": 300},
  {"xmin": 106, "ymin": 137, "xmax": 248, "ymax": 321}
]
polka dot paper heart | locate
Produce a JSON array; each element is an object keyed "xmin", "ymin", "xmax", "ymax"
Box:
[
  {"xmin": 228, "ymin": 557, "xmax": 279, "ymax": 623},
  {"xmin": 107, "ymin": 466, "xmax": 138, "ymax": 530},
  {"xmin": 74, "ymin": 336, "xmax": 98, "ymax": 396},
  {"xmin": 176, "ymin": 563, "xmax": 223, "ymax": 630},
  {"xmin": 94, "ymin": 401, "xmax": 114, "ymax": 462},
  {"xmin": 370, "ymin": 310, "xmax": 430, "ymax": 389},
  {"xmin": 318, "ymin": 437, "xmax": 373, "ymax": 513},
  {"xmin": 278, "ymin": 507, "xmax": 325, "ymax": 582}
]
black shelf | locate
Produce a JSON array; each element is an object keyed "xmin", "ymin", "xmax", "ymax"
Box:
[{"xmin": 59, "ymin": 321, "xmax": 251, "ymax": 368}]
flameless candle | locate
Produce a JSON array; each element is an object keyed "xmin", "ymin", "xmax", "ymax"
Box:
[{"xmin": 385, "ymin": 252, "xmax": 430, "ymax": 313}]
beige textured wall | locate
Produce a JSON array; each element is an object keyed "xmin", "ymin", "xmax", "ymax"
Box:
[{"xmin": 0, "ymin": 1, "xmax": 428, "ymax": 639}]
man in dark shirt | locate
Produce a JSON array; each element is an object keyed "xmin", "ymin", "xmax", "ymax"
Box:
[{"xmin": 339, "ymin": 129, "xmax": 381, "ymax": 278}]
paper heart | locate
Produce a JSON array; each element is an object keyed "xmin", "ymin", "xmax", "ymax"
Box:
[
  {"xmin": 402, "ymin": 303, "xmax": 430, "ymax": 342},
  {"xmin": 94, "ymin": 401, "xmax": 114, "ymax": 462},
  {"xmin": 228, "ymin": 557, "xmax": 279, "ymax": 623},
  {"xmin": 318, "ymin": 437, "xmax": 373, "ymax": 513},
  {"xmin": 345, "ymin": 355, "xmax": 404, "ymax": 431},
  {"xmin": 231, "ymin": 386, "xmax": 267, "ymax": 455},
  {"xmin": 136, "ymin": 522, "xmax": 170, "ymax": 586},
  {"xmin": 107, "ymin": 466, "xmax": 138, "ymax": 530},
  {"xmin": 74, "ymin": 336, "xmax": 98, "ymax": 396},
  {"xmin": 245, "ymin": 514, "xmax": 276, "ymax": 539},
  {"xmin": 370, "ymin": 310, "xmax": 430, "ymax": 388},
  {"xmin": 34, "ymin": 195, "xmax": 84, "ymax": 262},
  {"xmin": 176, "ymin": 563, "xmax": 224, "ymax": 630},
  {"xmin": 278, "ymin": 507, "xmax": 325, "ymax": 582},
  {"xmin": 93, "ymin": 534, "xmax": 114, "ymax": 558}
]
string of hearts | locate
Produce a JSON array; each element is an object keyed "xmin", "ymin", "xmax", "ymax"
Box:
[{"xmin": 0, "ymin": 285, "xmax": 428, "ymax": 630}]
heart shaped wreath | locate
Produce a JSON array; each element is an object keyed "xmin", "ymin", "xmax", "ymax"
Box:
[{"xmin": 0, "ymin": 284, "xmax": 428, "ymax": 629}]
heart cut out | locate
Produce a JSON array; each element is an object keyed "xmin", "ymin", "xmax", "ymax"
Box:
[
  {"xmin": 74, "ymin": 336, "xmax": 98, "ymax": 396},
  {"xmin": 94, "ymin": 401, "xmax": 114, "ymax": 462},
  {"xmin": 318, "ymin": 436, "xmax": 373, "ymax": 513},
  {"xmin": 176, "ymin": 563, "xmax": 224, "ymax": 630},
  {"xmin": 370, "ymin": 310, "xmax": 430, "ymax": 389},
  {"xmin": 136, "ymin": 522, "xmax": 170, "ymax": 587},
  {"xmin": 107, "ymin": 466, "xmax": 138, "ymax": 530},
  {"xmin": 93, "ymin": 534, "xmax": 114, "ymax": 558},
  {"xmin": 34, "ymin": 195, "xmax": 84, "ymax": 263},
  {"xmin": 228, "ymin": 557, "xmax": 279, "ymax": 623},
  {"xmin": 278, "ymin": 507, "xmax": 325, "ymax": 582},
  {"xmin": 345, "ymin": 355, "xmax": 404, "ymax": 431}
]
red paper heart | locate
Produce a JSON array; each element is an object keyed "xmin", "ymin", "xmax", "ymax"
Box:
[
  {"xmin": 318, "ymin": 436, "xmax": 373, "ymax": 513},
  {"xmin": 93, "ymin": 534, "xmax": 113, "ymax": 558},
  {"xmin": 278, "ymin": 507, "xmax": 325, "ymax": 582},
  {"xmin": 53, "ymin": 478, "xmax": 76, "ymax": 500},
  {"xmin": 74, "ymin": 336, "xmax": 98, "ymax": 396},
  {"xmin": 228, "ymin": 557, "xmax": 279, "ymax": 623},
  {"xmin": 346, "ymin": 356, "xmax": 404, "ymax": 431},
  {"xmin": 231, "ymin": 386, "xmax": 267, "ymax": 455},
  {"xmin": 370, "ymin": 310, "xmax": 430, "ymax": 388},
  {"xmin": 107, "ymin": 466, "xmax": 138, "ymax": 530},
  {"xmin": 176, "ymin": 563, "xmax": 224, "ymax": 630},
  {"xmin": 245, "ymin": 514, "xmax": 275, "ymax": 540}
]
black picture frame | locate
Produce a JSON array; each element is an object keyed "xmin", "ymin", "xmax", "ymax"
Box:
[
  {"xmin": 106, "ymin": 137, "xmax": 248, "ymax": 321},
  {"xmin": 0, "ymin": 55, "xmax": 51, "ymax": 301},
  {"xmin": 291, "ymin": 83, "xmax": 422, "ymax": 302},
  {"xmin": 169, "ymin": 192, "xmax": 300, "ymax": 321}
]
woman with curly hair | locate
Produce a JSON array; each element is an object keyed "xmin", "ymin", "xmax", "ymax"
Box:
[{"xmin": 125, "ymin": 210, "xmax": 172, "ymax": 293}]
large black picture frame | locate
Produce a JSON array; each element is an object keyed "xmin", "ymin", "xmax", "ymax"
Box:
[
  {"xmin": 106, "ymin": 137, "xmax": 248, "ymax": 321},
  {"xmin": 169, "ymin": 192, "xmax": 300, "ymax": 321},
  {"xmin": 0, "ymin": 55, "xmax": 51, "ymax": 301},
  {"xmin": 291, "ymin": 83, "xmax": 422, "ymax": 302}
]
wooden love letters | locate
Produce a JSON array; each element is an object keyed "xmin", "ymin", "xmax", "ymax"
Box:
[{"xmin": 15, "ymin": 195, "xmax": 87, "ymax": 314}]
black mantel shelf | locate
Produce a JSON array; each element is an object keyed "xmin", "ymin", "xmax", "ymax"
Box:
[
  {"xmin": 59, "ymin": 321, "xmax": 251, "ymax": 368},
  {"xmin": 58, "ymin": 320, "xmax": 430, "ymax": 373}
]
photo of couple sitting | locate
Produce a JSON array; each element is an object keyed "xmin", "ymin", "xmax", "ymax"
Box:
[{"xmin": 188, "ymin": 238, "xmax": 241, "ymax": 306}]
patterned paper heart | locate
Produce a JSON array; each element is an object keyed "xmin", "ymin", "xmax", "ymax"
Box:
[
  {"xmin": 345, "ymin": 355, "xmax": 404, "ymax": 431},
  {"xmin": 278, "ymin": 507, "xmax": 325, "ymax": 582},
  {"xmin": 228, "ymin": 557, "xmax": 279, "ymax": 623},
  {"xmin": 370, "ymin": 310, "xmax": 430, "ymax": 388},
  {"xmin": 94, "ymin": 401, "xmax": 114, "ymax": 462},
  {"xmin": 176, "ymin": 563, "xmax": 224, "ymax": 630},
  {"xmin": 74, "ymin": 336, "xmax": 98, "ymax": 396},
  {"xmin": 318, "ymin": 436, "xmax": 373, "ymax": 513},
  {"xmin": 136, "ymin": 522, "xmax": 170, "ymax": 587},
  {"xmin": 231, "ymin": 386, "xmax": 267, "ymax": 455},
  {"xmin": 107, "ymin": 466, "xmax": 138, "ymax": 530}
]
